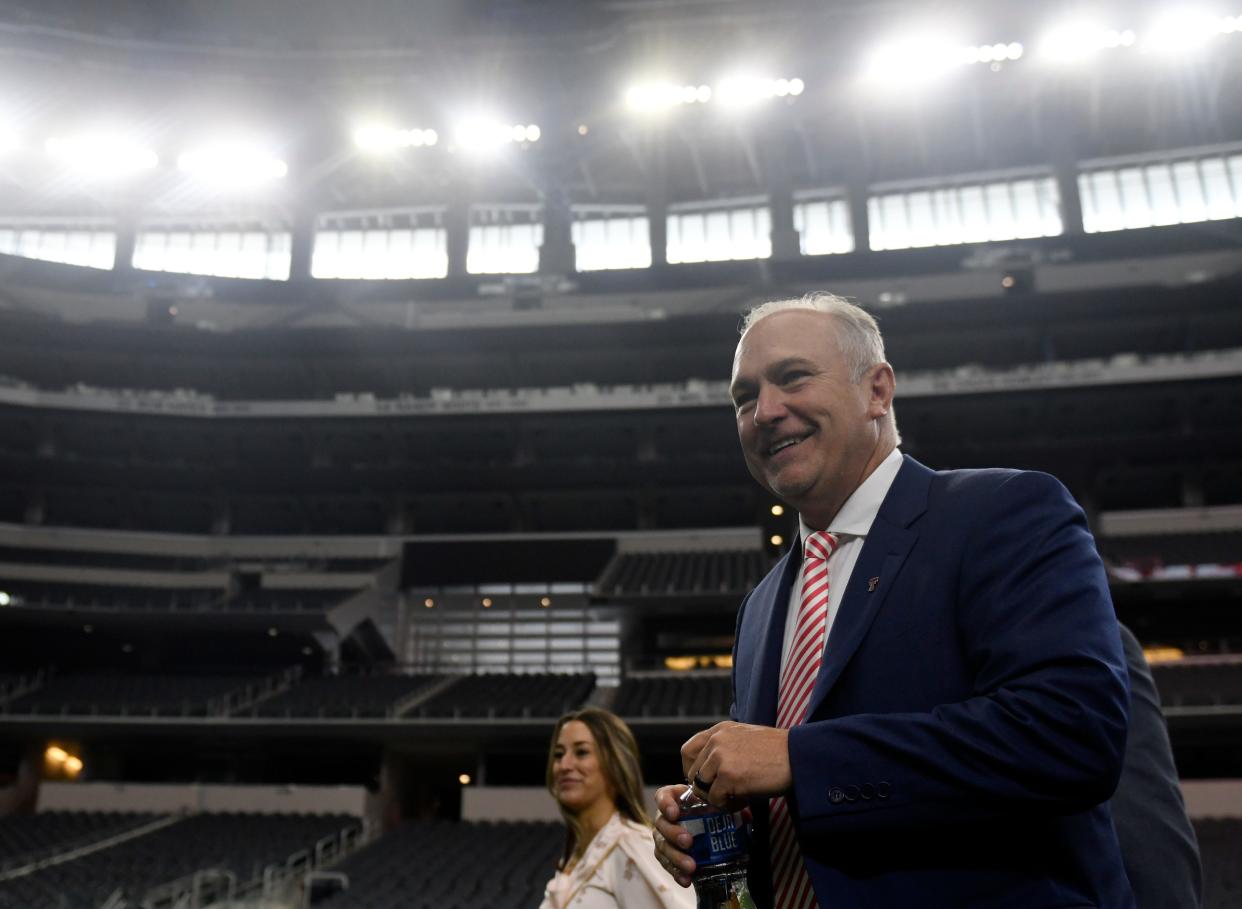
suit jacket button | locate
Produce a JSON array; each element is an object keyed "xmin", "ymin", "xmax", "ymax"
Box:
[
  {"xmin": 860, "ymin": 784, "xmax": 876, "ymax": 800},
  {"xmin": 844, "ymin": 785, "xmax": 860, "ymax": 802},
  {"xmin": 829, "ymin": 787, "xmax": 846, "ymax": 804},
  {"xmin": 876, "ymin": 781, "xmax": 892, "ymax": 799}
]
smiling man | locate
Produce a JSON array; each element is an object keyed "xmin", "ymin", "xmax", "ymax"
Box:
[{"xmin": 652, "ymin": 292, "xmax": 1137, "ymax": 909}]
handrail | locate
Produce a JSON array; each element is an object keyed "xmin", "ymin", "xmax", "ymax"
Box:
[{"xmin": 140, "ymin": 820, "xmax": 361, "ymax": 909}]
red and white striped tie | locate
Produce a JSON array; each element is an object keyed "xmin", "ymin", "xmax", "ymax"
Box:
[{"xmin": 769, "ymin": 530, "xmax": 838, "ymax": 909}]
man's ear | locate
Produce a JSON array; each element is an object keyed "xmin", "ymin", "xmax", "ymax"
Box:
[{"xmin": 867, "ymin": 362, "xmax": 896, "ymax": 418}]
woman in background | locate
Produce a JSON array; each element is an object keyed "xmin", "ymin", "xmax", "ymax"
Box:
[{"xmin": 540, "ymin": 707, "xmax": 693, "ymax": 909}]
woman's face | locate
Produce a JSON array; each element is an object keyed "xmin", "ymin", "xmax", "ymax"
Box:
[{"xmin": 551, "ymin": 720, "xmax": 614, "ymax": 816}]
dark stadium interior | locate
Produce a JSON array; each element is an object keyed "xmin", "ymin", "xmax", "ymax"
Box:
[{"xmin": 1, "ymin": 0, "xmax": 1241, "ymax": 906}]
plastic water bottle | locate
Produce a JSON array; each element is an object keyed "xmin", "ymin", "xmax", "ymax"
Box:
[{"xmin": 677, "ymin": 786, "xmax": 757, "ymax": 909}]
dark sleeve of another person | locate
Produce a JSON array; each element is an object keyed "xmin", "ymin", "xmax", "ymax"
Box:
[{"xmin": 1110, "ymin": 624, "xmax": 1203, "ymax": 909}]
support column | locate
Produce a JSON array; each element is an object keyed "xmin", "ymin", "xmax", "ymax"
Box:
[
  {"xmin": 113, "ymin": 210, "xmax": 139, "ymax": 275},
  {"xmin": 644, "ymin": 133, "xmax": 669, "ymax": 267},
  {"xmin": 762, "ymin": 131, "xmax": 800, "ymax": 261},
  {"xmin": 286, "ymin": 203, "xmax": 318, "ymax": 282},
  {"xmin": 539, "ymin": 183, "xmax": 575, "ymax": 275},
  {"xmin": 846, "ymin": 179, "xmax": 870, "ymax": 254},
  {"xmin": 536, "ymin": 119, "xmax": 577, "ymax": 275},
  {"xmin": 444, "ymin": 173, "xmax": 466, "ymax": 278},
  {"xmin": 1054, "ymin": 158, "xmax": 1085, "ymax": 236}
]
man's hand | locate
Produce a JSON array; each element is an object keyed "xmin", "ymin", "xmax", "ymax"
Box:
[
  {"xmin": 652, "ymin": 784, "xmax": 696, "ymax": 888},
  {"xmin": 682, "ymin": 721, "xmax": 792, "ymax": 807}
]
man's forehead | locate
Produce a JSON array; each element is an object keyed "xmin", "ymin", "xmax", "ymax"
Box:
[{"xmin": 733, "ymin": 310, "xmax": 837, "ymax": 372}]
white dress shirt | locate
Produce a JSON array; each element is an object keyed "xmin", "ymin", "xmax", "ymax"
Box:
[{"xmin": 778, "ymin": 448, "xmax": 905, "ymax": 681}]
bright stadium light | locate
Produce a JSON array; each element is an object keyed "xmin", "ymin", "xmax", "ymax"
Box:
[
  {"xmin": 1037, "ymin": 21, "xmax": 1136, "ymax": 63},
  {"xmin": 45, "ymin": 132, "xmax": 158, "ymax": 176},
  {"xmin": 860, "ymin": 34, "xmax": 985, "ymax": 86},
  {"xmin": 714, "ymin": 74, "xmax": 806, "ymax": 108},
  {"xmin": 715, "ymin": 75, "xmax": 772, "ymax": 107},
  {"xmin": 177, "ymin": 141, "xmax": 287, "ymax": 186},
  {"xmin": 452, "ymin": 117, "xmax": 539, "ymax": 154},
  {"xmin": 1142, "ymin": 9, "xmax": 1227, "ymax": 53},
  {"xmin": 962, "ymin": 41, "xmax": 1025, "ymax": 64},
  {"xmin": 625, "ymin": 81, "xmax": 702, "ymax": 112},
  {"xmin": 454, "ymin": 117, "xmax": 510, "ymax": 153},
  {"xmin": 353, "ymin": 123, "xmax": 439, "ymax": 152}
]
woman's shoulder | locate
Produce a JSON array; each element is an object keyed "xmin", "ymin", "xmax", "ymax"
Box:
[
  {"xmin": 610, "ymin": 815, "xmax": 659, "ymax": 862},
  {"xmin": 612, "ymin": 815, "xmax": 653, "ymax": 843},
  {"xmin": 609, "ymin": 815, "xmax": 696, "ymax": 907}
]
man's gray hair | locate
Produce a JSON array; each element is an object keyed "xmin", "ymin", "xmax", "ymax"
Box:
[{"xmin": 740, "ymin": 292, "xmax": 887, "ymax": 383}]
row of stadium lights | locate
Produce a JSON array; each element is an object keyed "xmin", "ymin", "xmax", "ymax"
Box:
[
  {"xmin": 630, "ymin": 13, "xmax": 1242, "ymax": 102},
  {"xmin": 351, "ymin": 120, "xmax": 542, "ymax": 152},
  {"xmin": 0, "ymin": 118, "xmax": 544, "ymax": 184},
  {"xmin": 0, "ymin": 13, "xmax": 1237, "ymax": 183},
  {"xmin": 624, "ymin": 76, "xmax": 806, "ymax": 111},
  {"xmin": 422, "ymin": 595, "xmax": 554, "ymax": 609},
  {"xmin": 0, "ymin": 134, "xmax": 289, "ymax": 184},
  {"xmin": 863, "ymin": 16, "xmax": 1242, "ymax": 84}
]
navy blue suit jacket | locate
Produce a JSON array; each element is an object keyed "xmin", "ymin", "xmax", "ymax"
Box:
[{"xmin": 732, "ymin": 456, "xmax": 1136, "ymax": 908}]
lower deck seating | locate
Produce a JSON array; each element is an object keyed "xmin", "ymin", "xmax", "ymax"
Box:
[
  {"xmin": 315, "ymin": 819, "xmax": 561, "ymax": 909},
  {"xmin": 0, "ymin": 811, "xmax": 359, "ymax": 909},
  {"xmin": 0, "ymin": 811, "xmax": 156, "ymax": 870}
]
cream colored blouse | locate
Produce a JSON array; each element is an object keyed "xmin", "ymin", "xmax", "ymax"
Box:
[{"xmin": 539, "ymin": 812, "xmax": 695, "ymax": 909}]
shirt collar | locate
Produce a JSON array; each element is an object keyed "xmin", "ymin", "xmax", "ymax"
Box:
[{"xmin": 799, "ymin": 448, "xmax": 904, "ymax": 546}]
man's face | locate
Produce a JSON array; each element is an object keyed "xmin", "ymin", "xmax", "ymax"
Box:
[{"xmin": 729, "ymin": 309, "xmax": 885, "ymax": 520}]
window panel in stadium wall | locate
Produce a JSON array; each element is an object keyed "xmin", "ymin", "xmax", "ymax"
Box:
[
  {"xmin": 133, "ymin": 228, "xmax": 290, "ymax": 279},
  {"xmin": 0, "ymin": 224, "xmax": 116, "ymax": 269},
  {"xmin": 1079, "ymin": 150, "xmax": 1242, "ymax": 233},
  {"xmin": 867, "ymin": 174, "xmax": 1062, "ymax": 251}
]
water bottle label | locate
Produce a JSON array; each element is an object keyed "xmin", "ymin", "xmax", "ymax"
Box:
[{"xmin": 682, "ymin": 810, "xmax": 749, "ymax": 868}]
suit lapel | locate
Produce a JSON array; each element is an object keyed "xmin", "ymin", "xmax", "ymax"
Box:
[
  {"xmin": 742, "ymin": 544, "xmax": 802, "ymax": 727},
  {"xmin": 804, "ymin": 456, "xmax": 932, "ymax": 719}
]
